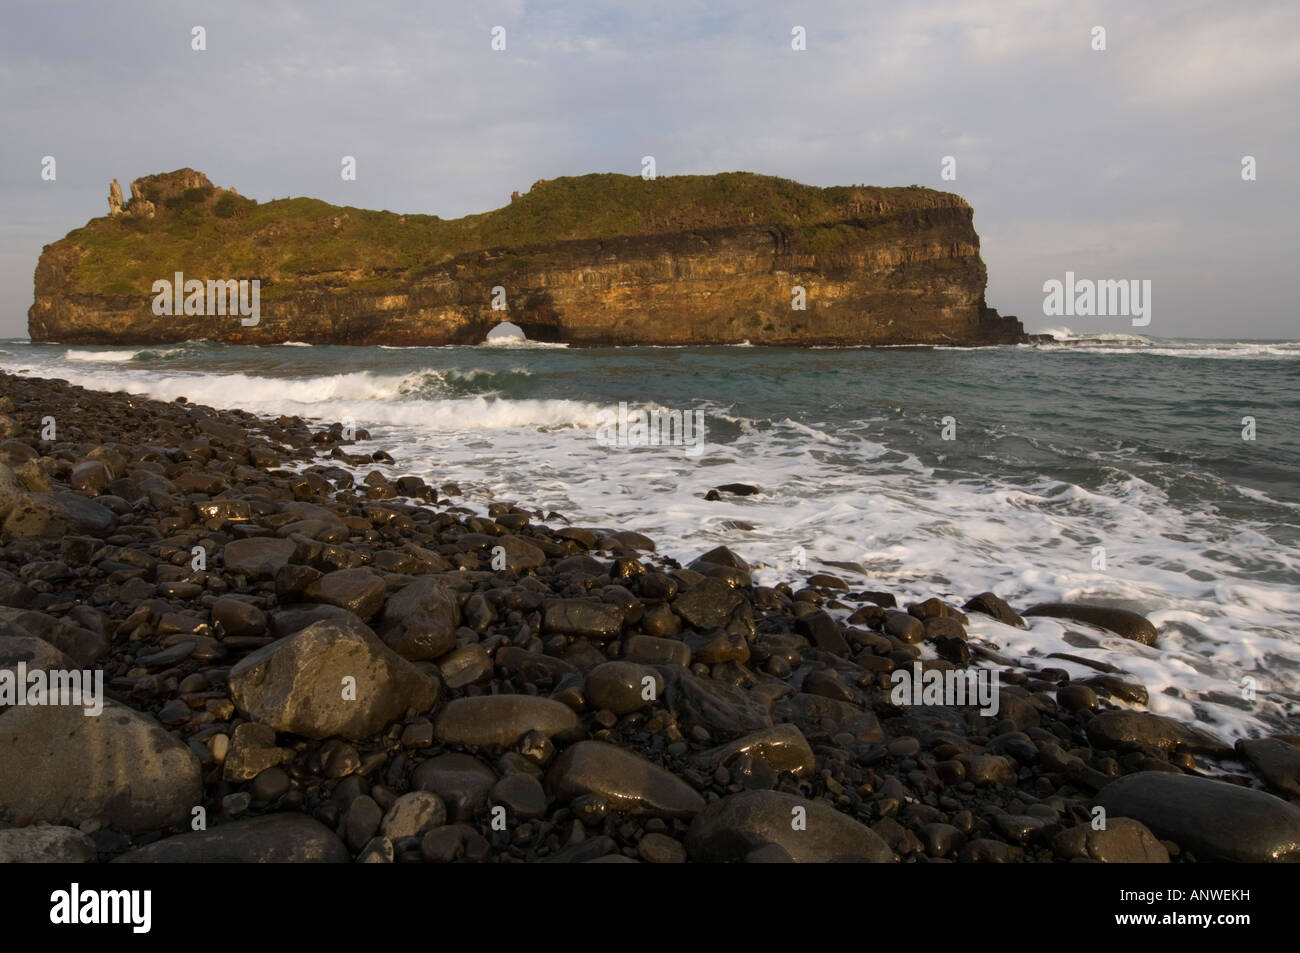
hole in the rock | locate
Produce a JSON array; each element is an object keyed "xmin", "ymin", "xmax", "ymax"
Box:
[{"xmin": 485, "ymin": 321, "xmax": 526, "ymax": 343}]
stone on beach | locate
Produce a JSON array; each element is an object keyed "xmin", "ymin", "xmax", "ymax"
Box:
[
  {"xmin": 1097, "ymin": 772, "xmax": 1300, "ymax": 862},
  {"xmin": 113, "ymin": 814, "xmax": 348, "ymax": 863},
  {"xmin": 228, "ymin": 615, "xmax": 437, "ymax": 740},
  {"xmin": 433, "ymin": 695, "xmax": 580, "ymax": 747},
  {"xmin": 686, "ymin": 790, "xmax": 895, "ymax": 863},
  {"xmin": 0, "ymin": 699, "xmax": 201, "ymax": 832},
  {"xmin": 1023, "ymin": 603, "xmax": 1158, "ymax": 645},
  {"xmin": 548, "ymin": 741, "xmax": 705, "ymax": 818}
]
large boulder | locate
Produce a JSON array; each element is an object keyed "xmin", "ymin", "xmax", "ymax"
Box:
[
  {"xmin": 0, "ymin": 699, "xmax": 201, "ymax": 832},
  {"xmin": 113, "ymin": 814, "xmax": 348, "ymax": 862},
  {"xmin": 1097, "ymin": 772, "xmax": 1300, "ymax": 862},
  {"xmin": 1051, "ymin": 818, "xmax": 1169, "ymax": 863},
  {"xmin": 1085, "ymin": 710, "xmax": 1231, "ymax": 756},
  {"xmin": 228, "ymin": 616, "xmax": 437, "ymax": 740},
  {"xmin": 1023, "ymin": 603, "xmax": 1158, "ymax": 645}
]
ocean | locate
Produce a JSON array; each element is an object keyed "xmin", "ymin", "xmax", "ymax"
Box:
[{"xmin": 3, "ymin": 332, "xmax": 1298, "ymax": 746}]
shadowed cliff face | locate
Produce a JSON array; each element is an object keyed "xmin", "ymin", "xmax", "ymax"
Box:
[{"xmin": 28, "ymin": 169, "xmax": 1027, "ymax": 347}]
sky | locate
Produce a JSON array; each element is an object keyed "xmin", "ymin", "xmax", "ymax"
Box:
[{"xmin": 1, "ymin": 0, "xmax": 1297, "ymax": 340}]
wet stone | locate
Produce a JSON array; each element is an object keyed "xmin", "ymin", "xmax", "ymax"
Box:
[
  {"xmin": 434, "ymin": 695, "xmax": 580, "ymax": 747},
  {"xmin": 380, "ymin": 791, "xmax": 447, "ymax": 840},
  {"xmin": 672, "ymin": 578, "xmax": 744, "ymax": 631},
  {"xmin": 114, "ymin": 814, "xmax": 348, "ymax": 863},
  {"xmin": 412, "ymin": 753, "xmax": 496, "ymax": 822},
  {"xmin": 686, "ymin": 790, "xmax": 895, "ymax": 863},
  {"xmin": 1023, "ymin": 603, "xmax": 1158, "ymax": 645},
  {"xmin": 637, "ymin": 832, "xmax": 686, "ymax": 863},
  {"xmin": 584, "ymin": 660, "xmax": 664, "ymax": 715},
  {"xmin": 420, "ymin": 826, "xmax": 463, "ymax": 863},
  {"xmin": 302, "ymin": 568, "xmax": 388, "ymax": 622},
  {"xmin": 543, "ymin": 599, "xmax": 625, "ymax": 640},
  {"xmin": 491, "ymin": 773, "xmax": 547, "ymax": 821},
  {"xmin": 1097, "ymin": 772, "xmax": 1300, "ymax": 862},
  {"xmin": 0, "ymin": 825, "xmax": 97, "ymax": 863},
  {"xmin": 962, "ymin": 592, "xmax": 1025, "ymax": 627},
  {"xmin": 549, "ymin": 741, "xmax": 705, "ymax": 819},
  {"xmin": 1052, "ymin": 818, "xmax": 1170, "ymax": 863},
  {"xmin": 1236, "ymin": 738, "xmax": 1300, "ymax": 796}
]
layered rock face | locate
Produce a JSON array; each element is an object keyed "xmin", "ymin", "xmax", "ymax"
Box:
[{"xmin": 29, "ymin": 169, "xmax": 1027, "ymax": 346}]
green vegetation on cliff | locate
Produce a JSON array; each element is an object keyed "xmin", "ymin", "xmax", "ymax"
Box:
[{"xmin": 67, "ymin": 169, "xmax": 969, "ymax": 296}]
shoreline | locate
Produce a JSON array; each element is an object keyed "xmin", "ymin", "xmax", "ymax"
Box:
[{"xmin": 1, "ymin": 369, "xmax": 1298, "ymax": 863}]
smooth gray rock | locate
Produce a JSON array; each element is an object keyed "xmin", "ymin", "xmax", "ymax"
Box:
[
  {"xmin": 412, "ymin": 753, "xmax": 496, "ymax": 822},
  {"xmin": 549, "ymin": 741, "xmax": 705, "ymax": 818},
  {"xmin": 686, "ymin": 790, "xmax": 895, "ymax": 863},
  {"xmin": 433, "ymin": 695, "xmax": 580, "ymax": 747},
  {"xmin": 584, "ymin": 661, "xmax": 663, "ymax": 715},
  {"xmin": 1085, "ymin": 710, "xmax": 1231, "ymax": 756},
  {"xmin": 962, "ymin": 592, "xmax": 1025, "ymax": 627},
  {"xmin": 1024, "ymin": 603, "xmax": 1158, "ymax": 645},
  {"xmin": 0, "ymin": 699, "xmax": 200, "ymax": 832},
  {"xmin": 1097, "ymin": 771, "xmax": 1300, "ymax": 862},
  {"xmin": 1237, "ymin": 737, "xmax": 1300, "ymax": 796},
  {"xmin": 1051, "ymin": 818, "xmax": 1170, "ymax": 862},
  {"xmin": 694, "ymin": 724, "xmax": 816, "ymax": 777},
  {"xmin": 542, "ymin": 599, "xmax": 625, "ymax": 640},
  {"xmin": 378, "ymin": 577, "xmax": 460, "ymax": 661},
  {"xmin": 114, "ymin": 814, "xmax": 348, "ymax": 862}
]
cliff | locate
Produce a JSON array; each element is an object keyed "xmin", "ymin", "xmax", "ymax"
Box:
[{"xmin": 28, "ymin": 169, "xmax": 1028, "ymax": 347}]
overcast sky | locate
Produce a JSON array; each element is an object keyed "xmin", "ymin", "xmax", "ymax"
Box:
[{"xmin": 1, "ymin": 0, "xmax": 1296, "ymax": 339}]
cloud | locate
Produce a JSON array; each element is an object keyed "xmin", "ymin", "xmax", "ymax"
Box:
[{"xmin": 0, "ymin": 0, "xmax": 1295, "ymax": 339}]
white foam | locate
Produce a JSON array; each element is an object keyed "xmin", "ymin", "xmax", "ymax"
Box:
[
  {"xmin": 64, "ymin": 349, "xmax": 138, "ymax": 363},
  {"xmin": 4, "ymin": 344, "xmax": 1297, "ymax": 743},
  {"xmin": 478, "ymin": 337, "xmax": 569, "ymax": 349}
]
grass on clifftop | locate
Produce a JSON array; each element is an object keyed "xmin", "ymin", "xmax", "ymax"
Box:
[{"xmin": 64, "ymin": 171, "xmax": 967, "ymax": 294}]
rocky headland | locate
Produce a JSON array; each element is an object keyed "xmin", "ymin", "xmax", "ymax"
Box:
[
  {"xmin": 28, "ymin": 169, "xmax": 1031, "ymax": 347},
  {"xmin": 1, "ymin": 370, "xmax": 1298, "ymax": 864}
]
